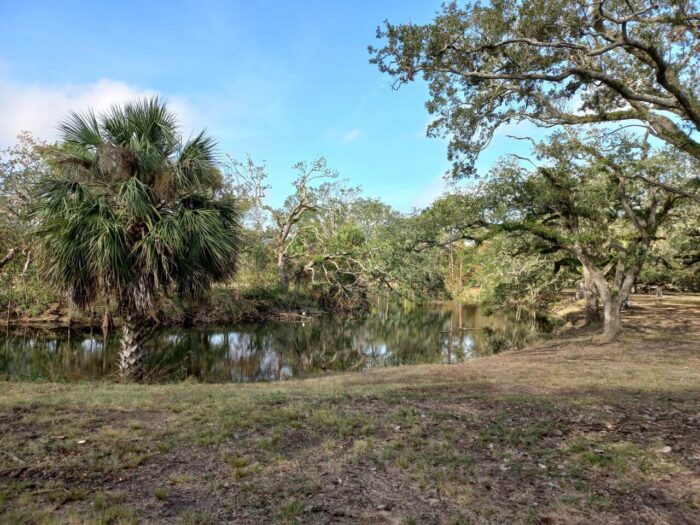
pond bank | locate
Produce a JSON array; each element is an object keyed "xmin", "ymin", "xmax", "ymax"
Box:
[
  {"xmin": 1, "ymin": 301, "xmax": 547, "ymax": 382},
  {"xmin": 1, "ymin": 289, "xmax": 331, "ymax": 331},
  {"xmin": 1, "ymin": 295, "xmax": 699, "ymax": 523}
]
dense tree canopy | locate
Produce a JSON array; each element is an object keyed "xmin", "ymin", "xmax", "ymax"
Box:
[
  {"xmin": 371, "ymin": 0, "xmax": 700, "ymax": 181},
  {"xmin": 368, "ymin": 0, "xmax": 700, "ymax": 337},
  {"xmin": 479, "ymin": 131, "xmax": 693, "ymax": 335},
  {"xmin": 229, "ymin": 156, "xmax": 412, "ymax": 305}
]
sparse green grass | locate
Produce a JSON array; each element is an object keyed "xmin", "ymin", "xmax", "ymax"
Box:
[
  {"xmin": 178, "ymin": 510, "xmax": 214, "ymax": 525},
  {"xmin": 278, "ymin": 497, "xmax": 308, "ymax": 522},
  {"xmin": 95, "ymin": 505, "xmax": 138, "ymax": 525},
  {"xmin": 1, "ymin": 296, "xmax": 698, "ymax": 523},
  {"xmin": 153, "ymin": 487, "xmax": 169, "ymax": 501}
]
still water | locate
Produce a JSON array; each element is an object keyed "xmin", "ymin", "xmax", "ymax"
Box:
[{"xmin": 0, "ymin": 303, "xmax": 549, "ymax": 382}]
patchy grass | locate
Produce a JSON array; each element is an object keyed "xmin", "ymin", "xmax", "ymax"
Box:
[{"xmin": 1, "ymin": 295, "xmax": 699, "ymax": 523}]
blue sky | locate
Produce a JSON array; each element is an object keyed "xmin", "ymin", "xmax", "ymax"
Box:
[{"xmin": 0, "ymin": 0, "xmax": 533, "ymax": 210}]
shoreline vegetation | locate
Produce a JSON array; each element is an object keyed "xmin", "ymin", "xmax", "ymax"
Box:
[
  {"xmin": 1, "ymin": 287, "xmax": 332, "ymax": 331},
  {"xmin": 1, "ymin": 295, "xmax": 698, "ymax": 523},
  {"xmin": 1, "ymin": 285, "xmax": 687, "ymax": 332}
]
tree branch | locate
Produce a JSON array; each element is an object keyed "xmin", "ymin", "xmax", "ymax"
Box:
[{"xmin": 0, "ymin": 248, "xmax": 17, "ymax": 270}]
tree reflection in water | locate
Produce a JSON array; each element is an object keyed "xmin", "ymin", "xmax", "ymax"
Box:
[{"xmin": 1, "ymin": 302, "xmax": 549, "ymax": 382}]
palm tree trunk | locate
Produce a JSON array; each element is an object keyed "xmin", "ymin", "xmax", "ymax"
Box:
[{"xmin": 119, "ymin": 314, "xmax": 154, "ymax": 380}]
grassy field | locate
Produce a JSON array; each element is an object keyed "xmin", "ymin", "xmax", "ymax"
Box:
[{"xmin": 1, "ymin": 295, "xmax": 699, "ymax": 524}]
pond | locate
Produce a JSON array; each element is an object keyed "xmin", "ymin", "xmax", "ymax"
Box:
[{"xmin": 0, "ymin": 302, "xmax": 550, "ymax": 382}]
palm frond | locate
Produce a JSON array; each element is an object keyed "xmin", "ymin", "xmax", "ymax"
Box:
[
  {"xmin": 175, "ymin": 131, "xmax": 219, "ymax": 189},
  {"xmin": 101, "ymin": 102, "xmax": 132, "ymax": 145},
  {"xmin": 32, "ymin": 179, "xmax": 92, "ymax": 217},
  {"xmin": 126, "ymin": 97, "xmax": 178, "ymax": 157},
  {"xmin": 58, "ymin": 109, "xmax": 101, "ymax": 147},
  {"xmin": 34, "ymin": 183, "xmax": 101, "ymax": 308},
  {"xmin": 172, "ymin": 193, "xmax": 241, "ymax": 298},
  {"xmin": 54, "ymin": 111, "xmax": 102, "ymax": 177},
  {"xmin": 118, "ymin": 177, "xmax": 160, "ymax": 224},
  {"xmin": 34, "ymin": 97, "xmax": 242, "ymax": 315}
]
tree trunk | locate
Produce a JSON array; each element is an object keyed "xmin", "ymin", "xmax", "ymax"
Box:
[
  {"xmin": 601, "ymin": 298, "xmax": 623, "ymax": 339},
  {"xmin": 582, "ymin": 269, "xmax": 599, "ymax": 326},
  {"xmin": 278, "ymin": 252, "xmax": 289, "ymax": 291},
  {"xmin": 20, "ymin": 249, "xmax": 32, "ymax": 279},
  {"xmin": 589, "ymin": 272, "xmax": 626, "ymax": 340},
  {"xmin": 119, "ymin": 314, "xmax": 154, "ymax": 381},
  {"xmin": 449, "ymin": 243, "xmax": 455, "ymax": 291},
  {"xmin": 583, "ymin": 288, "xmax": 600, "ymax": 326}
]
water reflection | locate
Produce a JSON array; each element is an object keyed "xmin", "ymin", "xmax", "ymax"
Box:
[{"xmin": 0, "ymin": 302, "xmax": 548, "ymax": 382}]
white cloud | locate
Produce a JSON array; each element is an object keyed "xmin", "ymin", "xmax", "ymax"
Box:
[
  {"xmin": 323, "ymin": 127, "xmax": 364, "ymax": 145},
  {"xmin": 341, "ymin": 128, "xmax": 363, "ymax": 144},
  {"xmin": 0, "ymin": 77, "xmax": 204, "ymax": 146},
  {"xmin": 324, "ymin": 127, "xmax": 364, "ymax": 144}
]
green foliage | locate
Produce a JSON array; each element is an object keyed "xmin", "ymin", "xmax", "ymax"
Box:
[
  {"xmin": 370, "ymin": 0, "xmax": 700, "ymax": 176},
  {"xmin": 638, "ymin": 201, "xmax": 700, "ymax": 290},
  {"xmin": 4, "ymin": 9, "xmax": 699, "ymax": 325},
  {"xmin": 369, "ymin": 0, "xmax": 700, "ymax": 318},
  {"xmin": 228, "ymin": 154, "xmax": 439, "ymax": 307},
  {"xmin": 481, "ymin": 133, "xmax": 692, "ymax": 307},
  {"xmin": 32, "ymin": 97, "xmax": 242, "ymax": 316},
  {"xmin": 0, "ymin": 133, "xmax": 52, "ymax": 248},
  {"xmin": 466, "ymin": 234, "xmax": 573, "ymax": 309},
  {"xmin": 446, "ymin": 131, "xmax": 698, "ymax": 315}
]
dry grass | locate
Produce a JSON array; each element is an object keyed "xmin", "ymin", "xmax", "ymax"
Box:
[{"xmin": 1, "ymin": 294, "xmax": 699, "ymax": 524}]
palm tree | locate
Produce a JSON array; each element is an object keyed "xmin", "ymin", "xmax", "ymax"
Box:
[{"xmin": 33, "ymin": 97, "xmax": 241, "ymax": 380}]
